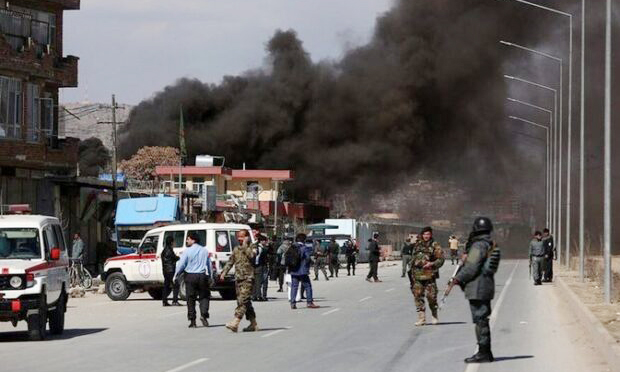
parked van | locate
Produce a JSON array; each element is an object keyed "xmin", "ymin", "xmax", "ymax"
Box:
[
  {"xmin": 102, "ymin": 222, "xmax": 254, "ymax": 301},
  {"xmin": 0, "ymin": 215, "xmax": 70, "ymax": 341}
]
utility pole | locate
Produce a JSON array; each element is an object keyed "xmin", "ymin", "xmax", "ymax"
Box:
[{"xmin": 97, "ymin": 94, "xmax": 123, "ymax": 208}]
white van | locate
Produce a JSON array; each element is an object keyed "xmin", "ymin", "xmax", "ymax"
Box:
[
  {"xmin": 102, "ymin": 222, "xmax": 254, "ymax": 301},
  {"xmin": 0, "ymin": 215, "xmax": 70, "ymax": 340}
]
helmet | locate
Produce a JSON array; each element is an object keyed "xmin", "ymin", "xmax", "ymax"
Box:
[{"xmin": 472, "ymin": 217, "xmax": 493, "ymax": 233}]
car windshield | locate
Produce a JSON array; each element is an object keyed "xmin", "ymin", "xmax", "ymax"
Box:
[
  {"xmin": 138, "ymin": 234, "xmax": 159, "ymax": 254},
  {"xmin": 0, "ymin": 228, "xmax": 42, "ymax": 259}
]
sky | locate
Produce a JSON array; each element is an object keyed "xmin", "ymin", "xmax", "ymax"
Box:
[{"xmin": 60, "ymin": 0, "xmax": 394, "ymax": 105}]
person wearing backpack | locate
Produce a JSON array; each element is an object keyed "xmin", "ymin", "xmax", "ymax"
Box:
[
  {"xmin": 287, "ymin": 233, "xmax": 320, "ymax": 310},
  {"xmin": 451, "ymin": 217, "xmax": 499, "ymax": 364}
]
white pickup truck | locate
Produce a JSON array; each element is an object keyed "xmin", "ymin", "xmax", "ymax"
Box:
[
  {"xmin": 0, "ymin": 215, "xmax": 70, "ymax": 340},
  {"xmin": 102, "ymin": 223, "xmax": 254, "ymax": 301}
]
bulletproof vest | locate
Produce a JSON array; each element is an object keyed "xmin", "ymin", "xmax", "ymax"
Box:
[{"xmin": 483, "ymin": 241, "xmax": 500, "ymax": 275}]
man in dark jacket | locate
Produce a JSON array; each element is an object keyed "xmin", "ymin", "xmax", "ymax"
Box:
[
  {"xmin": 366, "ymin": 233, "xmax": 382, "ymax": 282},
  {"xmin": 161, "ymin": 236, "xmax": 181, "ymax": 306},
  {"xmin": 328, "ymin": 238, "xmax": 340, "ymax": 278},
  {"xmin": 252, "ymin": 235, "xmax": 269, "ymax": 301},
  {"xmin": 345, "ymin": 240, "xmax": 358, "ymax": 276},
  {"xmin": 453, "ymin": 217, "xmax": 496, "ymax": 364},
  {"xmin": 541, "ymin": 228, "xmax": 554, "ymax": 282},
  {"xmin": 289, "ymin": 233, "xmax": 320, "ymax": 310},
  {"xmin": 401, "ymin": 237, "xmax": 414, "ymax": 277}
]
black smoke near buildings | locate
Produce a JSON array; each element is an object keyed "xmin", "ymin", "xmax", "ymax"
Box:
[
  {"xmin": 78, "ymin": 137, "xmax": 110, "ymax": 177},
  {"xmin": 119, "ymin": 0, "xmax": 549, "ymax": 198}
]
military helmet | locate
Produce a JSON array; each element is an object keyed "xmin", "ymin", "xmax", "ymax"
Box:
[{"xmin": 472, "ymin": 217, "xmax": 493, "ymax": 233}]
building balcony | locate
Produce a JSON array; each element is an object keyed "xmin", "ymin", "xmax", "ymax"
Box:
[{"xmin": 0, "ymin": 37, "xmax": 79, "ymax": 87}]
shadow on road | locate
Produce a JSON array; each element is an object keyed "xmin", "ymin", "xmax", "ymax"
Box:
[
  {"xmin": 0, "ymin": 328, "xmax": 108, "ymax": 342},
  {"xmin": 432, "ymin": 322, "xmax": 467, "ymax": 326},
  {"xmin": 494, "ymin": 355, "xmax": 535, "ymax": 362}
]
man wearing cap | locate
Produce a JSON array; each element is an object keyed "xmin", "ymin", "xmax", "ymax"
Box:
[{"xmin": 411, "ymin": 226, "xmax": 444, "ymax": 326}]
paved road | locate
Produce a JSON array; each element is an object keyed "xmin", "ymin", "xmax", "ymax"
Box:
[{"xmin": 0, "ymin": 260, "xmax": 610, "ymax": 372}]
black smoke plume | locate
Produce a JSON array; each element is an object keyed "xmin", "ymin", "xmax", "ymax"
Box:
[
  {"xmin": 79, "ymin": 137, "xmax": 111, "ymax": 177},
  {"xmin": 119, "ymin": 0, "xmax": 550, "ymax": 199}
]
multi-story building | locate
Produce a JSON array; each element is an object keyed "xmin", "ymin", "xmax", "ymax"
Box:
[{"xmin": 0, "ymin": 0, "xmax": 79, "ymax": 214}]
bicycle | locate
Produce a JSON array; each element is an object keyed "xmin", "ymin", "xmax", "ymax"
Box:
[{"xmin": 69, "ymin": 259, "xmax": 93, "ymax": 289}]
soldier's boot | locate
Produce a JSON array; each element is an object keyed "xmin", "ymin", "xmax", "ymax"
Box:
[
  {"xmin": 188, "ymin": 319, "xmax": 197, "ymax": 328},
  {"xmin": 464, "ymin": 346, "xmax": 494, "ymax": 363},
  {"xmin": 225, "ymin": 317, "xmax": 242, "ymax": 333},
  {"xmin": 243, "ymin": 319, "xmax": 259, "ymax": 332},
  {"xmin": 431, "ymin": 309, "xmax": 439, "ymax": 325},
  {"xmin": 414, "ymin": 312, "xmax": 426, "ymax": 326}
]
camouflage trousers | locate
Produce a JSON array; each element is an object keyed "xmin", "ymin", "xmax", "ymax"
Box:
[
  {"xmin": 234, "ymin": 279, "xmax": 256, "ymax": 321},
  {"xmin": 412, "ymin": 279, "xmax": 438, "ymax": 314}
]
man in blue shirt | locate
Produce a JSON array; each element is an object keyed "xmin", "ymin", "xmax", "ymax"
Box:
[
  {"xmin": 175, "ymin": 231, "xmax": 212, "ymax": 328},
  {"xmin": 289, "ymin": 233, "xmax": 320, "ymax": 310}
]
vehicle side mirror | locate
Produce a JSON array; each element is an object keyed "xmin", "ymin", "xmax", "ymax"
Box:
[{"xmin": 50, "ymin": 247, "xmax": 61, "ymax": 261}]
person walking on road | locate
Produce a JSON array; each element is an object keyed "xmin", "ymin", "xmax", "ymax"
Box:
[
  {"xmin": 313, "ymin": 240, "xmax": 329, "ymax": 281},
  {"xmin": 541, "ymin": 228, "xmax": 554, "ymax": 282},
  {"xmin": 174, "ymin": 232, "xmax": 212, "ymax": 328},
  {"xmin": 162, "ymin": 236, "xmax": 181, "ymax": 307},
  {"xmin": 220, "ymin": 230, "xmax": 258, "ymax": 333},
  {"xmin": 288, "ymin": 233, "xmax": 320, "ymax": 310},
  {"xmin": 252, "ymin": 235, "xmax": 269, "ymax": 301},
  {"xmin": 401, "ymin": 237, "xmax": 414, "ymax": 277},
  {"xmin": 276, "ymin": 238, "xmax": 292, "ymax": 292},
  {"xmin": 451, "ymin": 217, "xmax": 499, "ymax": 364},
  {"xmin": 449, "ymin": 235, "xmax": 460, "ymax": 265},
  {"xmin": 345, "ymin": 240, "xmax": 358, "ymax": 276},
  {"xmin": 328, "ymin": 238, "xmax": 340, "ymax": 278},
  {"xmin": 411, "ymin": 226, "xmax": 444, "ymax": 326},
  {"xmin": 366, "ymin": 233, "xmax": 382, "ymax": 283},
  {"xmin": 529, "ymin": 231, "xmax": 545, "ymax": 286}
]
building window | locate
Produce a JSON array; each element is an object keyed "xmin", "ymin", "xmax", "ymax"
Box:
[
  {"xmin": 0, "ymin": 7, "xmax": 55, "ymax": 54},
  {"xmin": 25, "ymin": 84, "xmax": 53, "ymax": 142},
  {"xmin": 0, "ymin": 76, "xmax": 22, "ymax": 139}
]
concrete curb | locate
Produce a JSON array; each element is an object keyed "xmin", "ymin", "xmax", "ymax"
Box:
[{"xmin": 556, "ymin": 276, "xmax": 620, "ymax": 372}]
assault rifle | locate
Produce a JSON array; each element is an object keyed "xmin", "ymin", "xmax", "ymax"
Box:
[{"xmin": 438, "ymin": 262, "xmax": 463, "ymax": 310}]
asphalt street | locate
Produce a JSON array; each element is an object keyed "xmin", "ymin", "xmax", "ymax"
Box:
[{"xmin": 0, "ymin": 260, "xmax": 610, "ymax": 372}]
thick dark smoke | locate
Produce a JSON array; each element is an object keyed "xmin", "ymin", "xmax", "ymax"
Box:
[
  {"xmin": 120, "ymin": 0, "xmax": 549, "ymax": 198},
  {"xmin": 79, "ymin": 137, "xmax": 110, "ymax": 177}
]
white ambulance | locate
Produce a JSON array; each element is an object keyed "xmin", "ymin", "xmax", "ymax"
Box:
[
  {"xmin": 102, "ymin": 222, "xmax": 254, "ymax": 301},
  {"xmin": 0, "ymin": 215, "xmax": 70, "ymax": 340}
]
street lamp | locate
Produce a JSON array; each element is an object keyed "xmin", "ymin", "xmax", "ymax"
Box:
[
  {"xmin": 508, "ymin": 115, "xmax": 551, "ymax": 228},
  {"xmin": 504, "ymin": 75, "xmax": 556, "ymax": 229},
  {"xmin": 500, "ymin": 0, "xmax": 578, "ymax": 280},
  {"xmin": 507, "ymin": 97, "xmax": 555, "ymax": 234},
  {"xmin": 500, "ymin": 40, "xmax": 563, "ymax": 263}
]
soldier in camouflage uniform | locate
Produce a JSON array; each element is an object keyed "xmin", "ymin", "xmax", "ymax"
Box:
[
  {"xmin": 313, "ymin": 240, "xmax": 329, "ymax": 281},
  {"xmin": 411, "ymin": 226, "xmax": 445, "ymax": 326},
  {"xmin": 220, "ymin": 230, "xmax": 258, "ymax": 333}
]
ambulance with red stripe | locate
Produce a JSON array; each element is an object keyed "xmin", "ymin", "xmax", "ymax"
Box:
[
  {"xmin": 0, "ymin": 215, "xmax": 70, "ymax": 341},
  {"xmin": 102, "ymin": 222, "xmax": 254, "ymax": 301}
]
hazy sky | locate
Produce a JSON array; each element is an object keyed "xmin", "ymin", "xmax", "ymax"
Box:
[{"xmin": 61, "ymin": 0, "xmax": 393, "ymax": 105}]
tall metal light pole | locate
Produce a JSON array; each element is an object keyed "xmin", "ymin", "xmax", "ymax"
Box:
[
  {"xmin": 501, "ymin": 0, "xmax": 575, "ymax": 272},
  {"xmin": 508, "ymin": 115, "xmax": 551, "ymax": 227},
  {"xmin": 501, "ymin": 40, "xmax": 563, "ymax": 262},
  {"xmin": 603, "ymin": 0, "xmax": 612, "ymax": 304},
  {"xmin": 504, "ymin": 75, "xmax": 556, "ymax": 228},
  {"xmin": 507, "ymin": 97, "xmax": 554, "ymax": 226},
  {"xmin": 579, "ymin": 0, "xmax": 586, "ymax": 281}
]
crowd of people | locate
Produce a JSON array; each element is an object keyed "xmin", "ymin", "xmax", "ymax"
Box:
[
  {"xmin": 529, "ymin": 228, "xmax": 555, "ymax": 285},
  {"xmin": 158, "ymin": 218, "xmax": 500, "ymax": 365}
]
